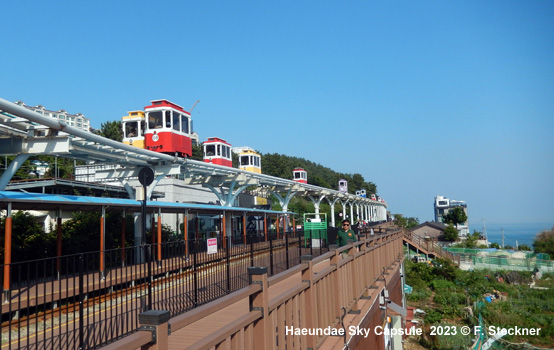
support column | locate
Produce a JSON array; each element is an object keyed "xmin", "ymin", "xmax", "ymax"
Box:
[
  {"xmin": 183, "ymin": 210, "xmax": 189, "ymax": 257},
  {"xmin": 100, "ymin": 206, "xmax": 106, "ymax": 280},
  {"xmin": 243, "ymin": 213, "xmax": 247, "ymax": 245},
  {"xmin": 3, "ymin": 202, "xmax": 12, "ymax": 303},
  {"xmin": 56, "ymin": 209, "xmax": 62, "ymax": 279},
  {"xmin": 121, "ymin": 210, "xmax": 126, "ymax": 266},
  {"xmin": 157, "ymin": 208, "xmax": 162, "ymax": 263}
]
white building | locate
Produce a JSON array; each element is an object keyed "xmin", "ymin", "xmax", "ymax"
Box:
[
  {"xmin": 14, "ymin": 101, "xmax": 91, "ymax": 132},
  {"xmin": 434, "ymin": 195, "xmax": 469, "ymax": 237}
]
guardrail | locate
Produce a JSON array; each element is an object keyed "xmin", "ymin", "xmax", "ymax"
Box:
[
  {"xmin": 1, "ymin": 230, "xmax": 333, "ymax": 350},
  {"xmin": 99, "ymin": 228, "xmax": 405, "ymax": 350},
  {"xmin": 403, "ymin": 228, "xmax": 460, "ymax": 263}
]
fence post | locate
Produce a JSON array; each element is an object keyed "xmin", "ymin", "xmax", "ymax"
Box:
[
  {"xmin": 226, "ymin": 236, "xmax": 231, "ymax": 293},
  {"xmin": 285, "ymin": 234, "xmax": 290, "ymax": 270},
  {"xmin": 138, "ymin": 310, "xmax": 170, "ymax": 350},
  {"xmin": 269, "ymin": 234, "xmax": 274, "ymax": 276},
  {"xmin": 329, "ymin": 245, "xmax": 341, "ymax": 322},
  {"xmin": 78, "ymin": 254, "xmax": 85, "ymax": 350},
  {"xmin": 193, "ymin": 240, "xmax": 198, "ymax": 306},
  {"xmin": 250, "ymin": 234, "xmax": 254, "ymax": 267},
  {"xmin": 301, "ymin": 255, "xmax": 316, "ymax": 349},
  {"xmin": 147, "ymin": 244, "xmax": 153, "ymax": 310},
  {"xmin": 248, "ymin": 267, "xmax": 271, "ymax": 350}
]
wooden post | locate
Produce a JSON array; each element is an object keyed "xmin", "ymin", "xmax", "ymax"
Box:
[
  {"xmin": 138, "ymin": 310, "xmax": 170, "ymax": 350},
  {"xmin": 248, "ymin": 267, "xmax": 270, "ymax": 350},
  {"xmin": 329, "ymin": 245, "xmax": 341, "ymax": 321},
  {"xmin": 301, "ymin": 255, "xmax": 316, "ymax": 349},
  {"xmin": 3, "ymin": 202, "xmax": 12, "ymax": 302}
]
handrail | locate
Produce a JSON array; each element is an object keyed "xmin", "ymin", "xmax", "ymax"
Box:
[{"xmin": 170, "ymin": 283, "xmax": 261, "ymax": 331}]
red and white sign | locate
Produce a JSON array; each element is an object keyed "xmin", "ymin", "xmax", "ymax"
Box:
[{"xmin": 207, "ymin": 238, "xmax": 218, "ymax": 255}]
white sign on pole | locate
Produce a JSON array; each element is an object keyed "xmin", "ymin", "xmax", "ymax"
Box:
[{"xmin": 207, "ymin": 238, "xmax": 218, "ymax": 254}]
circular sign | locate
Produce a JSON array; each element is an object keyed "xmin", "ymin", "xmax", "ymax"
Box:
[
  {"xmin": 152, "ymin": 134, "xmax": 159, "ymax": 142},
  {"xmin": 138, "ymin": 167, "xmax": 154, "ymax": 186}
]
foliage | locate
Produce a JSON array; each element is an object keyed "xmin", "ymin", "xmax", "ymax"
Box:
[
  {"xmin": 191, "ymin": 144, "xmax": 203, "ymax": 161},
  {"xmin": 517, "ymin": 244, "xmax": 531, "ymax": 251},
  {"xmin": 393, "ymin": 214, "xmax": 419, "ymax": 229},
  {"xmin": 0, "ymin": 211, "xmax": 56, "ymax": 262},
  {"xmin": 407, "ymin": 258, "xmax": 554, "ymax": 348},
  {"xmin": 443, "ymin": 207, "xmax": 467, "ymax": 228},
  {"xmin": 0, "ymin": 155, "xmax": 83, "ymax": 181},
  {"xmin": 426, "ymin": 323, "xmax": 473, "ymax": 350},
  {"xmin": 443, "ymin": 223, "xmax": 458, "ymax": 241},
  {"xmin": 452, "ymin": 230, "xmax": 480, "ymax": 248},
  {"xmin": 533, "ymin": 225, "xmax": 554, "ymax": 259},
  {"xmin": 97, "ymin": 120, "xmax": 123, "ymax": 141},
  {"xmin": 490, "ymin": 242, "xmax": 501, "ymax": 249},
  {"xmin": 261, "ymin": 153, "xmax": 377, "ymax": 195}
]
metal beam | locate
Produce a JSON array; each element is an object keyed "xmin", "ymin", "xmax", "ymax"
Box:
[{"xmin": 0, "ymin": 137, "xmax": 70, "ymax": 155}]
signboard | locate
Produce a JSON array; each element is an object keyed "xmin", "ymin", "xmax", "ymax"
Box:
[{"xmin": 207, "ymin": 238, "xmax": 218, "ymax": 255}]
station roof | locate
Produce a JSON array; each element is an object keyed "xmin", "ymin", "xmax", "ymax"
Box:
[{"xmin": 0, "ymin": 191, "xmax": 296, "ymax": 216}]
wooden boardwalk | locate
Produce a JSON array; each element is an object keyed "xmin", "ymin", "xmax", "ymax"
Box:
[{"xmin": 100, "ymin": 228, "xmax": 405, "ymax": 350}]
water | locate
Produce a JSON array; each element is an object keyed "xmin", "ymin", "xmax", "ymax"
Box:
[{"xmin": 469, "ymin": 222, "xmax": 553, "ymax": 249}]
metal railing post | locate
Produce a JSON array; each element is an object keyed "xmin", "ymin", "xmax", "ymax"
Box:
[
  {"xmin": 78, "ymin": 254, "xmax": 85, "ymax": 350},
  {"xmin": 226, "ymin": 236, "xmax": 231, "ymax": 293},
  {"xmin": 193, "ymin": 240, "xmax": 198, "ymax": 306},
  {"xmin": 147, "ymin": 244, "xmax": 153, "ymax": 310},
  {"xmin": 269, "ymin": 234, "xmax": 274, "ymax": 276},
  {"xmin": 285, "ymin": 234, "xmax": 290, "ymax": 270},
  {"xmin": 250, "ymin": 235, "xmax": 254, "ymax": 267}
]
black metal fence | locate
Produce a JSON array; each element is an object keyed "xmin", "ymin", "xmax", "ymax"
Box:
[{"xmin": 1, "ymin": 229, "xmax": 330, "ymax": 350}]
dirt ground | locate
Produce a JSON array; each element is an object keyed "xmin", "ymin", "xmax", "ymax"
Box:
[{"xmin": 403, "ymin": 336, "xmax": 427, "ymax": 350}]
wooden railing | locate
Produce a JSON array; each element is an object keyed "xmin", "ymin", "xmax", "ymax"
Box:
[
  {"xmin": 100, "ymin": 229, "xmax": 405, "ymax": 350},
  {"xmin": 403, "ymin": 228, "xmax": 460, "ymax": 263}
]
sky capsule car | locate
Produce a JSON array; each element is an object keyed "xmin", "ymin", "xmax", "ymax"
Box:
[
  {"xmin": 144, "ymin": 99, "xmax": 192, "ymax": 157},
  {"xmin": 338, "ymin": 179, "xmax": 348, "ymax": 193},
  {"xmin": 293, "ymin": 168, "xmax": 307, "ymax": 184},
  {"xmin": 122, "ymin": 110, "xmax": 145, "ymax": 149},
  {"xmin": 203, "ymin": 137, "xmax": 232, "ymax": 167},
  {"xmin": 235, "ymin": 147, "xmax": 261, "ymax": 173}
]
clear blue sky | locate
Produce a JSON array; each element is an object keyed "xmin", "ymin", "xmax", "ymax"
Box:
[{"xmin": 2, "ymin": 1, "xmax": 553, "ymax": 228}]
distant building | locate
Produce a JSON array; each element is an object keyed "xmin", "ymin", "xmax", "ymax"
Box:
[
  {"xmin": 411, "ymin": 221, "xmax": 447, "ymax": 242},
  {"xmin": 14, "ymin": 101, "xmax": 91, "ymax": 132},
  {"xmin": 434, "ymin": 195, "xmax": 469, "ymax": 236}
]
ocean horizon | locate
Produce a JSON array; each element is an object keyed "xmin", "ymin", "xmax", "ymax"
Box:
[{"xmin": 468, "ymin": 222, "xmax": 553, "ymax": 249}]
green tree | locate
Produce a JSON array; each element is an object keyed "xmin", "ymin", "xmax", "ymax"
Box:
[
  {"xmin": 98, "ymin": 120, "xmax": 123, "ymax": 141},
  {"xmin": 490, "ymin": 242, "xmax": 501, "ymax": 249},
  {"xmin": 443, "ymin": 223, "xmax": 458, "ymax": 241},
  {"xmin": 393, "ymin": 214, "xmax": 419, "ymax": 229},
  {"xmin": 453, "ymin": 230, "xmax": 480, "ymax": 248},
  {"xmin": 533, "ymin": 226, "xmax": 554, "ymax": 259},
  {"xmin": 191, "ymin": 144, "xmax": 203, "ymax": 161},
  {"xmin": 0, "ymin": 211, "xmax": 56, "ymax": 262},
  {"xmin": 443, "ymin": 207, "xmax": 467, "ymax": 230}
]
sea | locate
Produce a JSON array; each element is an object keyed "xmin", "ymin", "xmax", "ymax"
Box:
[{"xmin": 469, "ymin": 222, "xmax": 553, "ymax": 249}]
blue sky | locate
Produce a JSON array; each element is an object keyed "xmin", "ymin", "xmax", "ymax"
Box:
[{"xmin": 2, "ymin": 1, "xmax": 553, "ymax": 228}]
